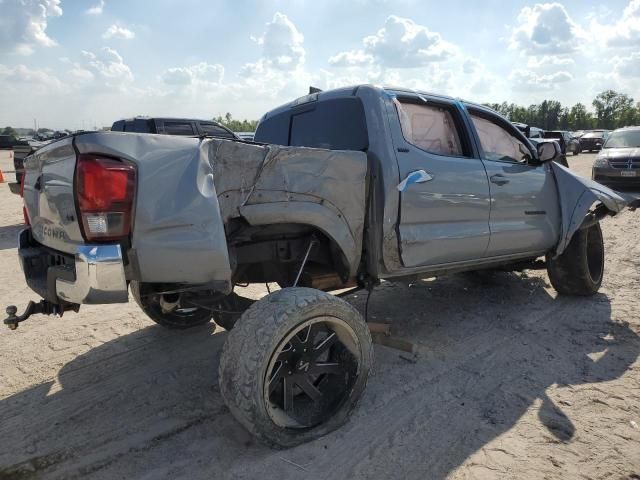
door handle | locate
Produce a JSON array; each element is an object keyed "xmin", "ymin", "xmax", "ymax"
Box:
[{"xmin": 490, "ymin": 174, "xmax": 509, "ymax": 186}]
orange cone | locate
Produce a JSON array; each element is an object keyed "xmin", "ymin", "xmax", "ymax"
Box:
[{"xmin": 0, "ymin": 169, "xmax": 4, "ymax": 183}]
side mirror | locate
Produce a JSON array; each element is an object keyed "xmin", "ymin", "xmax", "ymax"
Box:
[{"xmin": 537, "ymin": 141, "xmax": 561, "ymax": 163}]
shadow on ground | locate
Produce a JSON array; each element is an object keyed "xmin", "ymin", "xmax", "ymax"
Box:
[{"xmin": 0, "ymin": 272, "xmax": 638, "ymax": 479}]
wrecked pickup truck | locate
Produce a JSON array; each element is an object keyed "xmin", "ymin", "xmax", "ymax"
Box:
[{"xmin": 6, "ymin": 84, "xmax": 632, "ymax": 447}]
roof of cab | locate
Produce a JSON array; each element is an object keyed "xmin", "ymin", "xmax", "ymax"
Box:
[{"xmin": 259, "ymin": 84, "xmax": 469, "ymax": 121}]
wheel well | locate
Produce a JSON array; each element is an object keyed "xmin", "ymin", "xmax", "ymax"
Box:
[{"xmin": 225, "ymin": 218, "xmax": 354, "ymax": 289}]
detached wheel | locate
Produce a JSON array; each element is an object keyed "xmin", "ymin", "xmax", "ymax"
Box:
[
  {"xmin": 130, "ymin": 281, "xmax": 212, "ymax": 329},
  {"xmin": 219, "ymin": 287, "xmax": 373, "ymax": 448},
  {"xmin": 546, "ymin": 223, "xmax": 604, "ymax": 296}
]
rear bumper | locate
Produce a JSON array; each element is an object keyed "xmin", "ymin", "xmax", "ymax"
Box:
[{"xmin": 18, "ymin": 229, "xmax": 128, "ymax": 305}]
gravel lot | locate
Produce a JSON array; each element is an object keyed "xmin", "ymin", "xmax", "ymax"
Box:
[{"xmin": 0, "ymin": 152, "xmax": 639, "ymax": 480}]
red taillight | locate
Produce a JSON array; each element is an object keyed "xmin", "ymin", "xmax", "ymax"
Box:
[
  {"xmin": 20, "ymin": 172, "xmax": 30, "ymax": 225},
  {"xmin": 76, "ymin": 154, "xmax": 136, "ymax": 242}
]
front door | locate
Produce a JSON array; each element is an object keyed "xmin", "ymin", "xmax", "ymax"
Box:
[
  {"xmin": 389, "ymin": 96, "xmax": 491, "ymax": 267},
  {"xmin": 467, "ymin": 109, "xmax": 561, "ymax": 257}
]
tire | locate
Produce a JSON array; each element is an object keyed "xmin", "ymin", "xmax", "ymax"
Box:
[
  {"xmin": 219, "ymin": 287, "xmax": 373, "ymax": 448},
  {"xmin": 572, "ymin": 149, "xmax": 579, "ymax": 156},
  {"xmin": 546, "ymin": 223, "xmax": 604, "ymax": 296},
  {"xmin": 130, "ymin": 281, "xmax": 212, "ymax": 329}
]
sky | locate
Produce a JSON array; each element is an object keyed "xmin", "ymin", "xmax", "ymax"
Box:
[{"xmin": 0, "ymin": 0, "xmax": 639, "ymax": 130}]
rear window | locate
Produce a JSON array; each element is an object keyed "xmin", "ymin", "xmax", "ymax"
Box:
[
  {"xmin": 255, "ymin": 97, "xmax": 368, "ymax": 151},
  {"xmin": 583, "ymin": 132, "xmax": 604, "ymax": 139},
  {"xmin": 199, "ymin": 123, "xmax": 236, "ymax": 139},
  {"xmin": 163, "ymin": 121, "xmax": 196, "ymax": 136}
]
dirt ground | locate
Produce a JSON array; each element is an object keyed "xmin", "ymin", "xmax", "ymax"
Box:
[{"xmin": 0, "ymin": 152, "xmax": 639, "ymax": 480}]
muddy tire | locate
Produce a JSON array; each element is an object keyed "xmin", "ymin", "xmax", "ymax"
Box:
[
  {"xmin": 130, "ymin": 281, "xmax": 212, "ymax": 329},
  {"xmin": 546, "ymin": 223, "xmax": 604, "ymax": 296},
  {"xmin": 219, "ymin": 287, "xmax": 373, "ymax": 448}
]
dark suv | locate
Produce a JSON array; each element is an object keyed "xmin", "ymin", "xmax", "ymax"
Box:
[
  {"xmin": 111, "ymin": 117, "xmax": 238, "ymax": 139},
  {"xmin": 580, "ymin": 130, "xmax": 609, "ymax": 152},
  {"xmin": 543, "ymin": 131, "xmax": 580, "ymax": 156}
]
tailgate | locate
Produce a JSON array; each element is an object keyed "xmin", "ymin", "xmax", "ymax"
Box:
[{"xmin": 22, "ymin": 137, "xmax": 85, "ymax": 255}]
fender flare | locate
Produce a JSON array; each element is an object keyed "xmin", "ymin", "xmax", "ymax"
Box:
[
  {"xmin": 239, "ymin": 202, "xmax": 361, "ymax": 277},
  {"xmin": 552, "ymin": 162, "xmax": 628, "ymax": 255}
]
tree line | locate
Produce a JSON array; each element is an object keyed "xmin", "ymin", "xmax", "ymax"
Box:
[
  {"xmin": 213, "ymin": 113, "xmax": 259, "ymax": 133},
  {"xmin": 485, "ymin": 90, "xmax": 640, "ymax": 132}
]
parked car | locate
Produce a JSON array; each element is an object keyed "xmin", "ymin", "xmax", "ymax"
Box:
[
  {"xmin": 7, "ymin": 85, "xmax": 633, "ymax": 448},
  {"xmin": 0, "ymin": 135, "xmax": 37, "ymax": 187},
  {"xmin": 513, "ymin": 122, "xmax": 544, "ymax": 139},
  {"xmin": 543, "ymin": 130, "xmax": 581, "ymax": 156},
  {"xmin": 592, "ymin": 126, "xmax": 640, "ymax": 188},
  {"xmin": 580, "ymin": 130, "xmax": 608, "ymax": 152},
  {"xmin": 111, "ymin": 117, "xmax": 238, "ymax": 139}
]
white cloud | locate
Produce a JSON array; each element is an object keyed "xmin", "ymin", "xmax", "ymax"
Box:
[
  {"xmin": 328, "ymin": 50, "xmax": 374, "ymax": 67},
  {"xmin": 510, "ymin": 3, "xmax": 583, "ymax": 55},
  {"xmin": 0, "ymin": 0, "xmax": 62, "ymax": 55},
  {"xmin": 162, "ymin": 62, "xmax": 224, "ymax": 85},
  {"xmin": 526, "ymin": 55, "xmax": 575, "ymax": 68},
  {"xmin": 509, "ymin": 68, "xmax": 573, "ymax": 90},
  {"xmin": 0, "ymin": 63, "xmax": 63, "ymax": 94},
  {"xmin": 78, "ymin": 47, "xmax": 133, "ymax": 89},
  {"xmin": 589, "ymin": 0, "xmax": 640, "ymax": 48},
  {"xmin": 102, "ymin": 25, "xmax": 135, "ymax": 40},
  {"xmin": 244, "ymin": 12, "xmax": 305, "ymax": 72},
  {"xmin": 85, "ymin": 0, "xmax": 105, "ymax": 15},
  {"xmin": 612, "ymin": 52, "xmax": 640, "ymax": 78},
  {"xmin": 331, "ymin": 15, "xmax": 457, "ymax": 69}
]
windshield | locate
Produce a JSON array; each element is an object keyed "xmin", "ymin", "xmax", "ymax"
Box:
[
  {"xmin": 583, "ymin": 132, "xmax": 604, "ymax": 139},
  {"xmin": 604, "ymin": 130, "xmax": 640, "ymax": 149}
]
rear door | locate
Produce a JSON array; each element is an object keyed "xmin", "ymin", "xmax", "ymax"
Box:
[
  {"xmin": 389, "ymin": 95, "xmax": 491, "ymax": 267},
  {"xmin": 467, "ymin": 108, "xmax": 561, "ymax": 257}
]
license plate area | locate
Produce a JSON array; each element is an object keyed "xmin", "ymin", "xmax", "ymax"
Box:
[{"xmin": 621, "ymin": 170, "xmax": 637, "ymax": 177}]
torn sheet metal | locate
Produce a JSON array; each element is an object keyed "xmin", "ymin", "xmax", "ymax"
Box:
[
  {"xmin": 551, "ymin": 162, "xmax": 627, "ymax": 255},
  {"xmin": 396, "ymin": 170, "xmax": 433, "ymax": 192},
  {"xmin": 207, "ymin": 139, "xmax": 368, "ymax": 275}
]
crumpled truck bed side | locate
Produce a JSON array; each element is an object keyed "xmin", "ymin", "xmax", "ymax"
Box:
[{"xmin": 208, "ymin": 139, "xmax": 369, "ymax": 277}]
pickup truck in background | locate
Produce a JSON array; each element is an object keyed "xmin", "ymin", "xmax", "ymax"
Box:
[
  {"xmin": 110, "ymin": 117, "xmax": 239, "ymax": 139},
  {"xmin": 6, "ymin": 84, "xmax": 633, "ymax": 447},
  {"xmin": 0, "ymin": 135, "xmax": 38, "ymax": 191}
]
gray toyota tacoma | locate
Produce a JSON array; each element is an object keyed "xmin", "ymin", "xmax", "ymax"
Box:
[{"xmin": 5, "ymin": 85, "xmax": 633, "ymax": 447}]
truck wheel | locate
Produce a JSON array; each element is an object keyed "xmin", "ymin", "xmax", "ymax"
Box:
[
  {"xmin": 546, "ymin": 223, "xmax": 604, "ymax": 296},
  {"xmin": 130, "ymin": 281, "xmax": 212, "ymax": 329},
  {"xmin": 219, "ymin": 287, "xmax": 373, "ymax": 448}
]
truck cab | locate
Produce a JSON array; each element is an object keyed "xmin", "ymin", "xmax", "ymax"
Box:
[{"xmin": 255, "ymin": 85, "xmax": 564, "ymax": 277}]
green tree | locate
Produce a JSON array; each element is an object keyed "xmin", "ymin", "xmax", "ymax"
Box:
[
  {"xmin": 592, "ymin": 90, "xmax": 634, "ymax": 129},
  {"xmin": 214, "ymin": 112, "xmax": 259, "ymax": 133},
  {"xmin": 1, "ymin": 126, "xmax": 17, "ymax": 137}
]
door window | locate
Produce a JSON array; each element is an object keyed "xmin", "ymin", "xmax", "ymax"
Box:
[
  {"xmin": 470, "ymin": 114, "xmax": 532, "ymax": 163},
  {"xmin": 163, "ymin": 121, "xmax": 196, "ymax": 136},
  {"xmin": 394, "ymin": 99, "xmax": 464, "ymax": 157}
]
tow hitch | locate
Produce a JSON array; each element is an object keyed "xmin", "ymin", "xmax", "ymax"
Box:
[{"xmin": 4, "ymin": 301, "xmax": 80, "ymax": 330}]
